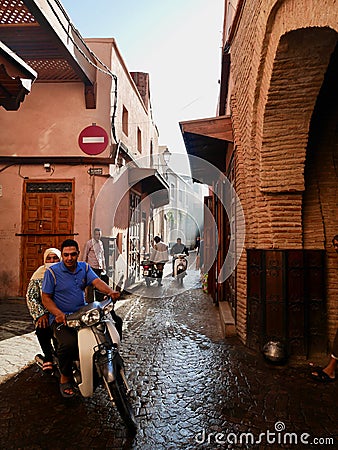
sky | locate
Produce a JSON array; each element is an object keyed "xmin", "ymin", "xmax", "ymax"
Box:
[{"xmin": 60, "ymin": 0, "xmax": 224, "ymax": 172}]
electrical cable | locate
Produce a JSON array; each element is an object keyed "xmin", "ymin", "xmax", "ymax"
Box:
[
  {"xmin": 45, "ymin": 0, "xmax": 119, "ymax": 143},
  {"xmin": 46, "ymin": 0, "xmax": 116, "ymax": 79},
  {"xmin": 0, "ymin": 163, "xmax": 16, "ymax": 173}
]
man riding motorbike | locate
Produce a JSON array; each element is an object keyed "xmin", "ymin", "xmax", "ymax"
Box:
[
  {"xmin": 42, "ymin": 239, "xmax": 120, "ymax": 398},
  {"xmin": 170, "ymin": 238, "xmax": 189, "ymax": 276}
]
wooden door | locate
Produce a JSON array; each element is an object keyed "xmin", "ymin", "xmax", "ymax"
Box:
[
  {"xmin": 224, "ymin": 155, "xmax": 236, "ymax": 314},
  {"xmin": 247, "ymin": 249, "xmax": 326, "ymax": 357},
  {"xmin": 20, "ymin": 180, "xmax": 75, "ymax": 295},
  {"xmin": 204, "ymin": 195, "xmax": 217, "ymax": 301}
]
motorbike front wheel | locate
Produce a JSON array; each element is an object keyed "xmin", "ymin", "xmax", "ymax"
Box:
[
  {"xmin": 177, "ymin": 271, "xmax": 185, "ymax": 285},
  {"xmin": 107, "ymin": 378, "xmax": 137, "ymax": 433}
]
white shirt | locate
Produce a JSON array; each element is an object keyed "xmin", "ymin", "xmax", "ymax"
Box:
[
  {"xmin": 84, "ymin": 238, "xmax": 106, "ymax": 270},
  {"xmin": 150, "ymin": 241, "xmax": 169, "ymax": 263}
]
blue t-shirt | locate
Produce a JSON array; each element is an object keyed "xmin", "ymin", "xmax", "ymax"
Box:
[{"xmin": 42, "ymin": 261, "xmax": 98, "ymax": 323}]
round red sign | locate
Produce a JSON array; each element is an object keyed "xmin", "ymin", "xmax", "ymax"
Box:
[{"xmin": 78, "ymin": 125, "xmax": 109, "ymax": 155}]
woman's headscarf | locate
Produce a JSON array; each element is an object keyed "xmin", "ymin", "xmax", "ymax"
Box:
[{"xmin": 30, "ymin": 247, "xmax": 61, "ymax": 281}]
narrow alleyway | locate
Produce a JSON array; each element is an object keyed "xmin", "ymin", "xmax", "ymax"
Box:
[{"xmin": 0, "ymin": 269, "xmax": 337, "ymax": 449}]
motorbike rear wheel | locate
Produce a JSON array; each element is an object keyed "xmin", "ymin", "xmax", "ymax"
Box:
[{"xmin": 107, "ymin": 377, "xmax": 137, "ymax": 433}]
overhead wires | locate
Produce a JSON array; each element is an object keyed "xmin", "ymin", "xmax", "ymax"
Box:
[{"xmin": 46, "ymin": 0, "xmax": 118, "ymax": 144}]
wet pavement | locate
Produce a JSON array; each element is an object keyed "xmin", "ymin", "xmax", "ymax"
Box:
[{"xmin": 0, "ymin": 268, "xmax": 337, "ymax": 449}]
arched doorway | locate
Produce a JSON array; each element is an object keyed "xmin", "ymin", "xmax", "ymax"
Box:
[
  {"xmin": 303, "ymin": 40, "xmax": 338, "ymax": 347},
  {"xmin": 247, "ymin": 27, "xmax": 338, "ymax": 356}
]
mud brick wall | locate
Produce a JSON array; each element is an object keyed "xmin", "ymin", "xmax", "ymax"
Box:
[{"xmin": 228, "ymin": 0, "xmax": 338, "ymax": 344}]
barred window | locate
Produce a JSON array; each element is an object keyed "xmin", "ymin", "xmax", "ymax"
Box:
[{"xmin": 26, "ymin": 182, "xmax": 73, "ymax": 193}]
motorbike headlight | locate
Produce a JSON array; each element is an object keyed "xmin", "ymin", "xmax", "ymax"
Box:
[
  {"xmin": 81, "ymin": 309, "xmax": 101, "ymax": 326},
  {"xmin": 67, "ymin": 319, "xmax": 81, "ymax": 328}
]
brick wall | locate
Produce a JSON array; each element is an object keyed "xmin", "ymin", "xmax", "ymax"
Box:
[
  {"xmin": 228, "ymin": 0, "xmax": 338, "ymax": 344},
  {"xmin": 130, "ymin": 72, "xmax": 150, "ymax": 110}
]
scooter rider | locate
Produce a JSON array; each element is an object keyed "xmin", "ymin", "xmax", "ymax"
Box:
[
  {"xmin": 170, "ymin": 238, "xmax": 189, "ymax": 276},
  {"xmin": 42, "ymin": 239, "xmax": 120, "ymax": 398},
  {"xmin": 150, "ymin": 236, "xmax": 169, "ymax": 286},
  {"xmin": 26, "ymin": 247, "xmax": 61, "ymax": 372}
]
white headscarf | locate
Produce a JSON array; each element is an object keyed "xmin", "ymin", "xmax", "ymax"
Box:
[{"xmin": 30, "ymin": 247, "xmax": 61, "ymax": 281}]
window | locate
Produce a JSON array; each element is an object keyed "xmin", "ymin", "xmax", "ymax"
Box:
[
  {"xmin": 137, "ymin": 127, "xmax": 142, "ymax": 153},
  {"xmin": 170, "ymin": 183, "xmax": 175, "ymax": 199},
  {"xmin": 26, "ymin": 182, "xmax": 73, "ymax": 193},
  {"xmin": 150, "ymin": 140, "xmax": 153, "ymax": 167},
  {"xmin": 122, "ymin": 105, "xmax": 128, "ymax": 136}
]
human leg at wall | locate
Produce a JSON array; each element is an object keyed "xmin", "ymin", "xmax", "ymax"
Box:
[{"xmin": 311, "ymin": 329, "xmax": 337, "ymax": 382}]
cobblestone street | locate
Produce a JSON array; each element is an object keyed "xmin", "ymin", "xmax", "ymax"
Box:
[{"xmin": 0, "ymin": 270, "xmax": 337, "ymax": 449}]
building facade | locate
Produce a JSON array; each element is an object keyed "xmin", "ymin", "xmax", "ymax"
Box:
[
  {"xmin": 181, "ymin": 0, "xmax": 338, "ymax": 358},
  {"xmin": 0, "ymin": 0, "xmax": 168, "ymax": 297},
  {"xmin": 152, "ymin": 147, "xmax": 204, "ymax": 252}
]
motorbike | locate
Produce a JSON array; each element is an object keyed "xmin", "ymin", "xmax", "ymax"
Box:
[
  {"xmin": 173, "ymin": 253, "xmax": 188, "ymax": 285},
  {"xmin": 141, "ymin": 256, "xmax": 164, "ymax": 287},
  {"xmin": 35, "ymin": 297, "xmax": 137, "ymax": 433}
]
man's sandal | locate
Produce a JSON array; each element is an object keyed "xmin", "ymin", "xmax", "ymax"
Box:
[
  {"xmin": 60, "ymin": 382, "xmax": 76, "ymax": 398},
  {"xmin": 311, "ymin": 369, "xmax": 335, "ymax": 383}
]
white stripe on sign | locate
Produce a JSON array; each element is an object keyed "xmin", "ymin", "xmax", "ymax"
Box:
[{"xmin": 82, "ymin": 137, "xmax": 105, "ymax": 144}]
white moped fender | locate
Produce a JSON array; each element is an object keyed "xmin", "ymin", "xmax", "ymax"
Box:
[
  {"xmin": 77, "ymin": 318, "xmax": 120, "ymax": 397},
  {"xmin": 77, "ymin": 327, "xmax": 96, "ymax": 397},
  {"xmin": 105, "ymin": 318, "xmax": 121, "ymax": 349}
]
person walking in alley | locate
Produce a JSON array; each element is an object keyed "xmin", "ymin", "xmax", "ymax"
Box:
[
  {"xmin": 195, "ymin": 236, "xmax": 201, "ymax": 270},
  {"xmin": 83, "ymin": 227, "xmax": 107, "ymax": 302},
  {"xmin": 26, "ymin": 248, "xmax": 61, "ymax": 372},
  {"xmin": 150, "ymin": 236, "xmax": 169, "ymax": 286},
  {"xmin": 311, "ymin": 235, "xmax": 338, "ymax": 383},
  {"xmin": 42, "ymin": 239, "xmax": 120, "ymax": 398}
]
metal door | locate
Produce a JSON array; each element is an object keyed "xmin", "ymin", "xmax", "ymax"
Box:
[
  {"xmin": 128, "ymin": 191, "xmax": 141, "ymax": 285},
  {"xmin": 247, "ymin": 249, "xmax": 326, "ymax": 357}
]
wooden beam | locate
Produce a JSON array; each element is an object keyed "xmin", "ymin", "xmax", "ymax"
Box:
[
  {"xmin": 85, "ymin": 83, "xmax": 96, "ymax": 109},
  {"xmin": 180, "ymin": 115, "xmax": 233, "ymax": 142}
]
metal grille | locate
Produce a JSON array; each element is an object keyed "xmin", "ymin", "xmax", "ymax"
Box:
[
  {"xmin": 26, "ymin": 59, "xmax": 81, "ymax": 82},
  {"xmin": 26, "ymin": 182, "xmax": 73, "ymax": 193},
  {"xmin": 128, "ymin": 192, "xmax": 141, "ymax": 284},
  {"xmin": 0, "ymin": 0, "xmax": 35, "ymax": 25}
]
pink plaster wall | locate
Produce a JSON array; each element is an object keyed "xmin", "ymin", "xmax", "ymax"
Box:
[
  {"xmin": 0, "ymin": 38, "xmax": 161, "ymax": 297},
  {"xmin": 0, "ymin": 82, "xmax": 112, "ymax": 157}
]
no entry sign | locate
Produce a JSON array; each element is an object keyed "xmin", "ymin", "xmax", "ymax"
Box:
[{"xmin": 78, "ymin": 124, "xmax": 109, "ymax": 155}]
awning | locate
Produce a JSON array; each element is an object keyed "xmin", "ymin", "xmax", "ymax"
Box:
[
  {"xmin": 180, "ymin": 115, "xmax": 233, "ymax": 183},
  {"xmin": 0, "ymin": 0, "xmax": 97, "ymax": 108},
  {"xmin": 128, "ymin": 167, "xmax": 169, "ymax": 208},
  {"xmin": 0, "ymin": 41, "xmax": 37, "ymax": 110}
]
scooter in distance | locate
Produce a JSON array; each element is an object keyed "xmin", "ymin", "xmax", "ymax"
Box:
[
  {"xmin": 141, "ymin": 256, "xmax": 164, "ymax": 287},
  {"xmin": 35, "ymin": 297, "xmax": 137, "ymax": 433},
  {"xmin": 173, "ymin": 253, "xmax": 188, "ymax": 285}
]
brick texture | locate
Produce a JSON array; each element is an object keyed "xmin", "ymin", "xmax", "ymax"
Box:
[
  {"xmin": 229, "ymin": 0, "xmax": 338, "ymax": 345},
  {"xmin": 130, "ymin": 72, "xmax": 150, "ymax": 110}
]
